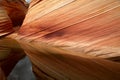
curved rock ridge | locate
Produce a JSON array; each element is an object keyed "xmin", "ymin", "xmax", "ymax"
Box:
[
  {"xmin": 0, "ymin": 37, "xmax": 25, "ymax": 76},
  {"xmin": 0, "ymin": 6, "xmax": 13, "ymax": 37},
  {"xmin": 0, "ymin": 0, "xmax": 28, "ymax": 78},
  {"xmin": 18, "ymin": 0, "xmax": 120, "ymax": 58},
  {"xmin": 18, "ymin": 40, "xmax": 120, "ymax": 80},
  {"xmin": 0, "ymin": 0, "xmax": 28, "ymax": 26},
  {"xmin": 17, "ymin": 0, "xmax": 120, "ymax": 80}
]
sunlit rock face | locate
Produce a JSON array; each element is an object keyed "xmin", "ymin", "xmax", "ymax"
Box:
[
  {"xmin": 19, "ymin": 0, "xmax": 120, "ymax": 58},
  {"xmin": 0, "ymin": 0, "xmax": 28, "ymax": 26},
  {"xmin": 19, "ymin": 40, "xmax": 120, "ymax": 80},
  {"xmin": 0, "ymin": 0, "xmax": 120, "ymax": 80},
  {"xmin": 17, "ymin": 0, "xmax": 120, "ymax": 80}
]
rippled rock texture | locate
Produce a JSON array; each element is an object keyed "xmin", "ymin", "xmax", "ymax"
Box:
[
  {"xmin": 0, "ymin": 0, "xmax": 27, "ymax": 79},
  {"xmin": 0, "ymin": 6, "xmax": 13, "ymax": 37},
  {"xmin": 19, "ymin": 0, "xmax": 120, "ymax": 58},
  {"xmin": 0, "ymin": 0, "xmax": 28, "ymax": 26},
  {"xmin": 18, "ymin": 0, "xmax": 120, "ymax": 80},
  {"xmin": 0, "ymin": 0, "xmax": 120, "ymax": 80}
]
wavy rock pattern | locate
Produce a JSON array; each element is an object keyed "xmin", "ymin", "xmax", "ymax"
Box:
[
  {"xmin": 0, "ymin": 6, "xmax": 13, "ymax": 37},
  {"xmin": 0, "ymin": 0, "xmax": 120, "ymax": 80},
  {"xmin": 0, "ymin": 0, "xmax": 28, "ymax": 26},
  {"xmin": 0, "ymin": 0, "xmax": 27, "ymax": 78},
  {"xmin": 0, "ymin": 38, "xmax": 25, "ymax": 77},
  {"xmin": 17, "ymin": 0, "xmax": 120, "ymax": 80},
  {"xmin": 19, "ymin": 0, "xmax": 120, "ymax": 58},
  {"xmin": 19, "ymin": 41, "xmax": 120, "ymax": 80}
]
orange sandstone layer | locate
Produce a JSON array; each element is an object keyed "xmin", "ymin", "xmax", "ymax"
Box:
[
  {"xmin": 0, "ymin": 0, "xmax": 27, "ymax": 77},
  {"xmin": 0, "ymin": 6, "xmax": 13, "ymax": 37},
  {"xmin": 17, "ymin": 0, "xmax": 120, "ymax": 80},
  {"xmin": 0, "ymin": 0, "xmax": 28, "ymax": 26},
  {"xmin": 18, "ymin": 0, "xmax": 120, "ymax": 58}
]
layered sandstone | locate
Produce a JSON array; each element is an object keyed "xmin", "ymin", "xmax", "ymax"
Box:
[{"xmin": 17, "ymin": 0, "xmax": 120, "ymax": 80}]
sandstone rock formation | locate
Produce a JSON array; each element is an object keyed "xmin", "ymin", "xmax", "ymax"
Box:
[
  {"xmin": 0, "ymin": 0, "xmax": 28, "ymax": 26},
  {"xmin": 18, "ymin": 0, "xmax": 120, "ymax": 80},
  {"xmin": 19, "ymin": 0, "xmax": 120, "ymax": 59},
  {"xmin": 0, "ymin": 0, "xmax": 27, "ymax": 79},
  {"xmin": 0, "ymin": 0, "xmax": 120, "ymax": 80},
  {"xmin": 0, "ymin": 6, "xmax": 13, "ymax": 37}
]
